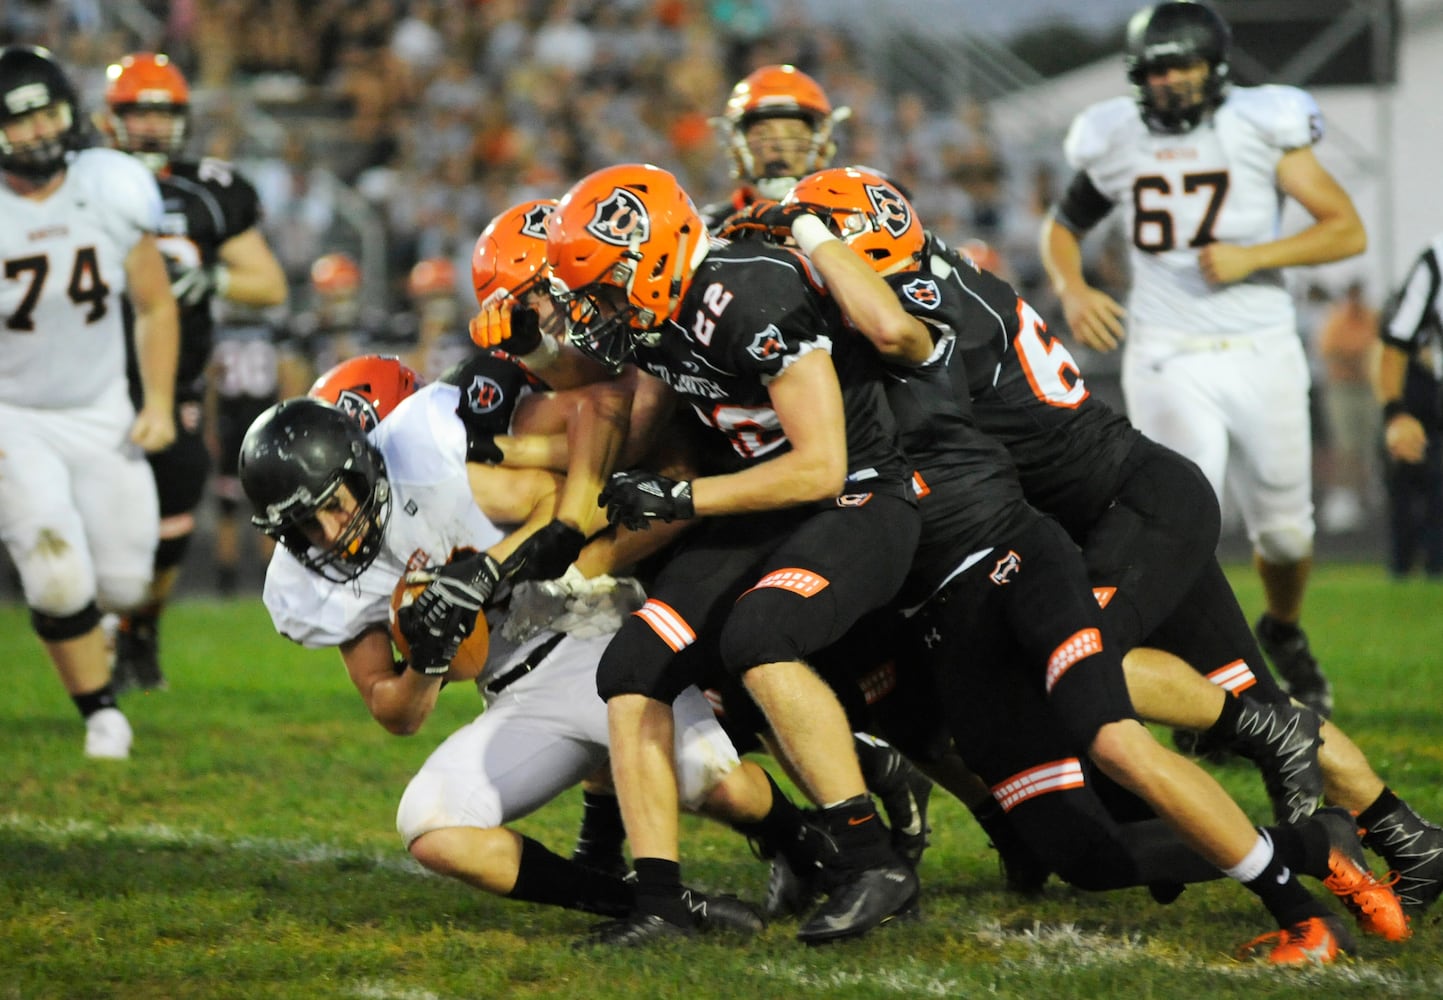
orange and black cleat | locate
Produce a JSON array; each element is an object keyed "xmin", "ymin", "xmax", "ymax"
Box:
[{"xmin": 1238, "ymin": 914, "xmax": 1354, "ymax": 966}]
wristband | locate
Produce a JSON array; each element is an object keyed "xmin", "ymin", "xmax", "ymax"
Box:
[
  {"xmin": 791, "ymin": 214, "xmax": 840, "ymax": 256},
  {"xmin": 1382, "ymin": 400, "xmax": 1409, "ymax": 423}
]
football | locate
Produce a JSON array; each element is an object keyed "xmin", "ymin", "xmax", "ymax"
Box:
[{"xmin": 389, "ymin": 576, "xmax": 491, "ymax": 682}]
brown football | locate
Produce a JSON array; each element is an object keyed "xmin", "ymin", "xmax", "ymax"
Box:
[{"xmin": 389, "ymin": 576, "xmax": 491, "ymax": 682}]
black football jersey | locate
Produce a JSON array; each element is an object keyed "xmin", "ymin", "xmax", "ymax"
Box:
[
  {"xmin": 630, "ymin": 240, "xmax": 909, "ymax": 489},
  {"xmin": 124, "ymin": 157, "xmax": 264, "ymax": 404},
  {"xmin": 886, "ymin": 235, "xmax": 1142, "ymax": 531},
  {"xmin": 441, "ymin": 350, "xmax": 550, "ymax": 464}
]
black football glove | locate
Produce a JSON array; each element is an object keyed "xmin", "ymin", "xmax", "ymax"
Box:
[
  {"xmin": 717, "ymin": 200, "xmax": 834, "ymax": 243},
  {"xmin": 598, "ymin": 470, "xmax": 694, "ymax": 531},
  {"xmin": 500, "ymin": 519, "xmax": 588, "ymax": 585},
  {"xmin": 396, "ymin": 552, "xmax": 501, "ymax": 674}
]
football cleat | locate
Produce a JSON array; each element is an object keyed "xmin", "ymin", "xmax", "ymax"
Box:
[
  {"xmin": 1229, "ymin": 697, "xmax": 1323, "ymax": 825},
  {"xmin": 795, "ymin": 862, "xmax": 920, "ymax": 945},
  {"xmin": 111, "ymin": 614, "xmax": 166, "ymax": 694},
  {"xmin": 763, "ymin": 851, "xmax": 824, "ymax": 919},
  {"xmin": 84, "ymin": 707, "xmax": 132, "ymax": 760},
  {"xmin": 858, "ymin": 739, "xmax": 933, "ymax": 869},
  {"xmin": 573, "ymin": 913, "xmax": 691, "ymax": 949},
  {"xmin": 1317, "ymin": 808, "xmax": 1411, "ymax": 941},
  {"xmin": 1362, "ymin": 806, "xmax": 1443, "ymax": 917},
  {"xmin": 1238, "ymin": 914, "xmax": 1355, "ymax": 966},
  {"xmin": 1255, "ymin": 615, "xmax": 1333, "ymax": 719},
  {"xmin": 683, "ymin": 889, "xmax": 765, "ymax": 935}
]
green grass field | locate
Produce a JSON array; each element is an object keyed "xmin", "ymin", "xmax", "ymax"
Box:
[{"xmin": 2, "ymin": 565, "xmax": 1440, "ymax": 999}]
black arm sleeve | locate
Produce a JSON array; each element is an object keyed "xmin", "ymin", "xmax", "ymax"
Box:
[{"xmin": 1053, "ymin": 170, "xmax": 1115, "ymax": 235}]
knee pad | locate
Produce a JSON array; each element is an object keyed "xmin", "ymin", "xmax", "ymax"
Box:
[
  {"xmin": 718, "ymin": 586, "xmax": 830, "ymax": 677},
  {"xmin": 674, "ymin": 686, "xmax": 743, "ymax": 810},
  {"xmin": 595, "ymin": 615, "xmax": 697, "ymax": 702},
  {"xmin": 1254, "ymin": 522, "xmax": 1314, "ymax": 564},
  {"xmin": 30, "ymin": 601, "xmax": 102, "ymax": 641},
  {"xmin": 395, "ymin": 769, "xmax": 502, "ymax": 847}
]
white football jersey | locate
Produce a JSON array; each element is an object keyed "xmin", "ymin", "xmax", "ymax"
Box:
[
  {"xmin": 0, "ymin": 148, "xmax": 162, "ymax": 407},
  {"xmin": 263, "ymin": 381, "xmax": 506, "ymax": 653},
  {"xmin": 1065, "ymin": 86, "xmax": 1322, "ymax": 340}
]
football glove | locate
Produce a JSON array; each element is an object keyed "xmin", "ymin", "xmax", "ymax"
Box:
[
  {"xmin": 396, "ymin": 552, "xmax": 501, "ymax": 674},
  {"xmin": 717, "ymin": 200, "xmax": 834, "ymax": 243},
  {"xmin": 599, "ymin": 470, "xmax": 694, "ymax": 530},
  {"xmin": 470, "ymin": 299, "xmax": 543, "ymax": 355},
  {"xmin": 169, "ymin": 263, "xmax": 227, "ymax": 308},
  {"xmin": 500, "ymin": 519, "xmax": 588, "ymax": 585}
]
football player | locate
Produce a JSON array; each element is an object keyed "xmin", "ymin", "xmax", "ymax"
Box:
[
  {"xmin": 704, "ymin": 63, "xmax": 849, "ymax": 233},
  {"xmin": 240, "ymin": 388, "xmax": 820, "ymax": 934},
  {"xmin": 99, "ymin": 52, "xmax": 288, "ymax": 692},
  {"xmin": 533, "ymin": 163, "xmax": 924, "ymax": 947},
  {"xmin": 768, "ymin": 169, "xmax": 1426, "ymax": 952},
  {"xmin": 1039, "ymin": 1, "xmax": 1367, "ymax": 720},
  {"xmin": 206, "ymin": 302, "xmax": 285, "ymax": 595},
  {"xmin": 0, "ymin": 46, "xmax": 178, "ymax": 758}
]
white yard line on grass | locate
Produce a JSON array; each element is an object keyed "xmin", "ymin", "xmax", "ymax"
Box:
[{"xmin": 0, "ymin": 811, "xmax": 429, "ymax": 877}]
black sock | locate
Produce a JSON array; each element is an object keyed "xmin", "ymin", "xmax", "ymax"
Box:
[
  {"xmin": 1260, "ymin": 818, "xmax": 1331, "ymax": 880},
  {"xmin": 631, "ymin": 857, "xmax": 688, "ymax": 924},
  {"xmin": 729, "ymin": 770, "xmax": 810, "ymax": 860},
  {"xmin": 1205, "ymin": 692, "xmax": 1243, "ymax": 740},
  {"xmin": 1240, "ymin": 832, "xmax": 1327, "ymax": 928},
  {"xmin": 1357, "ymin": 787, "xmax": 1403, "ymax": 832},
  {"xmin": 817, "ymin": 795, "xmax": 893, "ymax": 869},
  {"xmin": 73, "ymin": 685, "xmax": 118, "ymax": 720},
  {"xmin": 573, "ymin": 790, "xmax": 626, "ymax": 868},
  {"xmin": 1258, "ymin": 613, "xmax": 1303, "ymax": 642},
  {"xmin": 508, "ymin": 836, "xmax": 631, "ymax": 917}
]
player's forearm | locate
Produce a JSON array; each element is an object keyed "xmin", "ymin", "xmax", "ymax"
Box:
[
  {"xmin": 1246, "ymin": 215, "xmax": 1366, "ymax": 271},
  {"xmin": 1039, "ymin": 211, "xmax": 1091, "ymax": 295},
  {"xmin": 807, "ymin": 240, "xmax": 933, "ymax": 364},
  {"xmin": 220, "ymin": 263, "xmax": 288, "ymax": 307},
  {"xmin": 1375, "ymin": 344, "xmax": 1409, "ymax": 405},
  {"xmin": 690, "ymin": 448, "xmax": 846, "ymax": 515},
  {"xmin": 134, "ymin": 303, "xmax": 179, "ymax": 412},
  {"xmin": 219, "ymin": 230, "xmax": 289, "ymax": 306}
]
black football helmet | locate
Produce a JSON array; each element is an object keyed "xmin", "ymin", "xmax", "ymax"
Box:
[
  {"xmin": 0, "ymin": 45, "xmax": 88, "ymax": 180},
  {"xmin": 1125, "ymin": 1, "xmax": 1231, "ymax": 135},
  {"xmin": 239, "ymin": 398, "xmax": 391, "ymax": 583}
]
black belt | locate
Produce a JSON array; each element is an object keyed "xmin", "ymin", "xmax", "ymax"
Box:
[{"xmin": 484, "ymin": 632, "xmax": 566, "ymax": 696}]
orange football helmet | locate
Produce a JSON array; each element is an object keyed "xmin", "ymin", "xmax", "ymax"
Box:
[
  {"xmin": 407, "ymin": 257, "xmax": 456, "ymax": 300},
  {"xmin": 959, "ymin": 238, "xmax": 1003, "ymax": 276},
  {"xmin": 546, "ymin": 164, "xmax": 707, "ymax": 370},
  {"xmin": 787, "ymin": 167, "xmax": 924, "ymax": 276},
  {"xmin": 103, "ymin": 52, "xmax": 189, "ymax": 169},
  {"xmin": 716, "ymin": 64, "xmax": 849, "ymax": 200},
  {"xmin": 308, "ymin": 354, "xmax": 423, "ymax": 432},
  {"xmin": 471, "ymin": 199, "xmax": 557, "ymax": 307},
  {"xmin": 311, "ymin": 252, "xmax": 362, "ymax": 298}
]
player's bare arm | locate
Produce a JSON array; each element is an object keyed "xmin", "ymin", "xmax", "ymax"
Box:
[
  {"xmin": 1200, "ymin": 147, "xmax": 1365, "ymax": 285},
  {"xmin": 341, "ymin": 625, "xmax": 442, "ymax": 735},
  {"xmin": 466, "ymin": 464, "xmax": 562, "ymax": 563},
  {"xmin": 689, "ymin": 349, "xmax": 847, "ymax": 516},
  {"xmin": 124, "ymin": 233, "xmax": 179, "ymax": 452},
  {"xmin": 216, "ymin": 226, "xmax": 288, "ymax": 307},
  {"xmin": 804, "ymin": 233, "xmax": 935, "ymax": 364},
  {"xmin": 1377, "ymin": 342, "xmax": 1428, "ymax": 463},
  {"xmin": 1040, "ymin": 209, "xmax": 1128, "ymax": 352}
]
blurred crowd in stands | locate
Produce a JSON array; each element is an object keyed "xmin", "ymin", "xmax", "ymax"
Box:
[{"xmin": 1, "ymin": 0, "xmax": 1099, "ymax": 320}]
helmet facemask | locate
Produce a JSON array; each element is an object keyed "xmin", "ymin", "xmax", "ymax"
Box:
[
  {"xmin": 555, "ymin": 269, "xmax": 655, "ymax": 373},
  {"xmin": 108, "ymin": 104, "xmax": 187, "ymax": 172},
  {"xmin": 255, "ymin": 462, "xmax": 392, "ymax": 584},
  {"xmin": 0, "ymin": 101, "xmax": 76, "ymax": 180}
]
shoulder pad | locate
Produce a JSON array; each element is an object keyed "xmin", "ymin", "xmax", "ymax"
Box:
[
  {"xmin": 1225, "ymin": 85, "xmax": 1322, "ymax": 149},
  {"xmin": 1064, "ymin": 97, "xmax": 1139, "ymax": 170}
]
